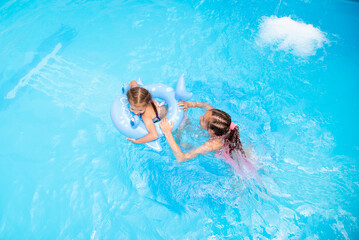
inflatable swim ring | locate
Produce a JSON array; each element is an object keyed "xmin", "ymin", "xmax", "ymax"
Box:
[{"xmin": 111, "ymin": 74, "xmax": 192, "ymax": 151}]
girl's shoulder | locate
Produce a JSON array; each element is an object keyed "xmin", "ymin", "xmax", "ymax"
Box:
[
  {"xmin": 142, "ymin": 102, "xmax": 156, "ymax": 119},
  {"xmin": 204, "ymin": 137, "xmax": 224, "ymax": 152}
]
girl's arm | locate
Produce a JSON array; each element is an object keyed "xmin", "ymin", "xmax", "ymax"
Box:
[
  {"xmin": 127, "ymin": 115, "xmax": 159, "ymax": 144},
  {"xmin": 159, "ymin": 118, "xmax": 222, "ymax": 162},
  {"xmin": 178, "ymin": 101, "xmax": 213, "ymax": 111}
]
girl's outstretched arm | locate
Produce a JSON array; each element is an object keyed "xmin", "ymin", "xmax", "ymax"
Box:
[
  {"xmin": 178, "ymin": 101, "xmax": 213, "ymax": 111},
  {"xmin": 159, "ymin": 118, "xmax": 222, "ymax": 162}
]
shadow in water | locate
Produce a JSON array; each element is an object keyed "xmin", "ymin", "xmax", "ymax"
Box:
[{"xmin": 0, "ymin": 25, "xmax": 77, "ymax": 111}]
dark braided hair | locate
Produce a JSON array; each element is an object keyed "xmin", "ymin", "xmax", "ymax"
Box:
[
  {"xmin": 127, "ymin": 87, "xmax": 158, "ymax": 116},
  {"xmin": 207, "ymin": 109, "xmax": 246, "ymax": 158}
]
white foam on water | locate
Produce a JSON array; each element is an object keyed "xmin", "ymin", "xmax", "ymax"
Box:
[
  {"xmin": 5, "ymin": 43, "xmax": 62, "ymax": 99},
  {"xmin": 296, "ymin": 204, "xmax": 316, "ymax": 217},
  {"xmin": 91, "ymin": 230, "xmax": 96, "ymax": 240},
  {"xmin": 283, "ymin": 157, "xmax": 299, "ymax": 166},
  {"xmin": 333, "ymin": 219, "xmax": 350, "ymax": 240},
  {"xmin": 257, "ymin": 16, "xmax": 327, "ymax": 57}
]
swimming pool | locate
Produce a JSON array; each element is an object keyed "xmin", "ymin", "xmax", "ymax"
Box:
[{"xmin": 1, "ymin": 0, "xmax": 358, "ymax": 238}]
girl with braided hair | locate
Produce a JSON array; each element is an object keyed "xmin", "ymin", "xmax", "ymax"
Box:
[{"xmin": 160, "ymin": 100, "xmax": 259, "ymax": 179}]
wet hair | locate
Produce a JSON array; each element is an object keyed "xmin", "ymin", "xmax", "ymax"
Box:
[
  {"xmin": 127, "ymin": 87, "xmax": 158, "ymax": 116},
  {"xmin": 207, "ymin": 109, "xmax": 246, "ymax": 158},
  {"xmin": 208, "ymin": 109, "xmax": 262, "ymax": 181}
]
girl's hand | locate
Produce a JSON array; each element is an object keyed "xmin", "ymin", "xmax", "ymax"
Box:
[
  {"xmin": 178, "ymin": 100, "xmax": 190, "ymax": 111},
  {"xmin": 126, "ymin": 137, "xmax": 138, "ymax": 143},
  {"xmin": 129, "ymin": 80, "xmax": 139, "ymax": 88},
  {"xmin": 160, "ymin": 118, "xmax": 174, "ymax": 135}
]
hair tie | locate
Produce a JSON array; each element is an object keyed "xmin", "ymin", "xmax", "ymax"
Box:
[{"xmin": 229, "ymin": 122, "xmax": 237, "ymax": 130}]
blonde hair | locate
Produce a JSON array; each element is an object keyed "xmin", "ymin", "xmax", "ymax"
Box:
[{"xmin": 127, "ymin": 87, "xmax": 158, "ymax": 116}]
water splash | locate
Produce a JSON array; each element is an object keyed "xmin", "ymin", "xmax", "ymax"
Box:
[{"xmin": 257, "ymin": 16, "xmax": 328, "ymax": 57}]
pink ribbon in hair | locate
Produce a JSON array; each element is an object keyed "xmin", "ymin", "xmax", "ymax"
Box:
[{"xmin": 229, "ymin": 122, "xmax": 237, "ymax": 130}]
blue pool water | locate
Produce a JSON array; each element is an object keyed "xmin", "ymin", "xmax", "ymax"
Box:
[{"xmin": 1, "ymin": 0, "xmax": 358, "ymax": 239}]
